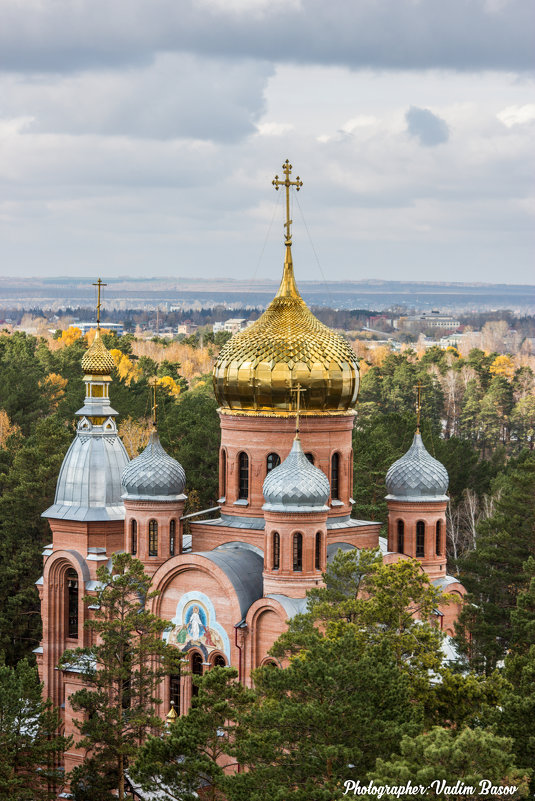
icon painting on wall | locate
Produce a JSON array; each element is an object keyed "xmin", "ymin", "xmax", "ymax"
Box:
[{"xmin": 168, "ymin": 599, "xmax": 226, "ymax": 661}]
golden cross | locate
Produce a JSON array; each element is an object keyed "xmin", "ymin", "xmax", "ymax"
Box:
[
  {"xmin": 290, "ymin": 382, "xmax": 306, "ymax": 437},
  {"xmin": 150, "ymin": 378, "xmax": 158, "ymax": 426},
  {"xmin": 414, "ymin": 380, "xmax": 423, "ymax": 433},
  {"xmin": 92, "ymin": 278, "xmax": 107, "ymax": 328},
  {"xmin": 272, "ymin": 160, "xmax": 303, "ymax": 245}
]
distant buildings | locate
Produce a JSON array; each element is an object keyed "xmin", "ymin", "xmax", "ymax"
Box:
[
  {"xmin": 78, "ymin": 321, "xmax": 124, "ymax": 336},
  {"xmin": 396, "ymin": 310, "xmax": 460, "ymax": 334},
  {"xmin": 213, "ymin": 318, "xmax": 252, "ymax": 334}
]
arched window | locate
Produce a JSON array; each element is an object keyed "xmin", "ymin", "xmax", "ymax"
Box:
[
  {"xmin": 221, "ymin": 449, "xmax": 226, "ymax": 498},
  {"xmin": 170, "ymin": 668, "xmax": 181, "ymax": 717},
  {"xmin": 131, "ymin": 519, "xmax": 137, "ymax": 556},
  {"xmin": 305, "ymin": 452, "xmax": 314, "ymax": 465},
  {"xmin": 148, "ymin": 520, "xmax": 158, "ymax": 557},
  {"xmin": 293, "ymin": 532, "xmax": 303, "ymax": 572},
  {"xmin": 315, "ymin": 532, "xmax": 322, "ymax": 570},
  {"xmin": 331, "ymin": 453, "xmax": 340, "ymax": 500},
  {"xmin": 436, "ymin": 520, "xmax": 442, "ymax": 555},
  {"xmin": 213, "ymin": 654, "xmax": 226, "ymax": 667},
  {"xmin": 66, "ymin": 568, "xmax": 78, "ymax": 639},
  {"xmin": 416, "ymin": 521, "xmax": 425, "ymax": 558},
  {"xmin": 266, "ymin": 452, "xmax": 281, "ymax": 473},
  {"xmin": 191, "ymin": 652, "xmax": 204, "ymax": 698},
  {"xmin": 272, "ymin": 532, "xmax": 280, "ymax": 570},
  {"xmin": 238, "ymin": 452, "xmax": 249, "ymax": 500},
  {"xmin": 170, "ymin": 519, "xmax": 176, "ymax": 557},
  {"xmin": 397, "ymin": 520, "xmax": 404, "ymax": 554}
]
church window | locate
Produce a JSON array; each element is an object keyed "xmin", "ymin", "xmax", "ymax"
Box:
[
  {"xmin": 221, "ymin": 449, "xmax": 226, "ymax": 497},
  {"xmin": 170, "ymin": 669, "xmax": 181, "ymax": 716},
  {"xmin": 149, "ymin": 520, "xmax": 158, "ymax": 557},
  {"xmin": 191, "ymin": 651, "xmax": 204, "ymax": 698},
  {"xmin": 266, "ymin": 452, "xmax": 281, "ymax": 473},
  {"xmin": 272, "ymin": 532, "xmax": 280, "ymax": 570},
  {"xmin": 293, "ymin": 532, "xmax": 303, "ymax": 572},
  {"xmin": 305, "ymin": 452, "xmax": 314, "ymax": 464},
  {"xmin": 131, "ymin": 519, "xmax": 137, "ymax": 556},
  {"xmin": 213, "ymin": 654, "xmax": 226, "ymax": 667},
  {"xmin": 397, "ymin": 520, "xmax": 404, "ymax": 554},
  {"xmin": 315, "ymin": 532, "xmax": 322, "ymax": 570},
  {"xmin": 238, "ymin": 452, "xmax": 249, "ymax": 499},
  {"xmin": 170, "ymin": 519, "xmax": 176, "ymax": 556},
  {"xmin": 436, "ymin": 520, "xmax": 441, "ymax": 555},
  {"xmin": 66, "ymin": 568, "xmax": 78, "ymax": 639},
  {"xmin": 416, "ymin": 521, "xmax": 425, "ymax": 557},
  {"xmin": 331, "ymin": 453, "xmax": 340, "ymax": 500}
]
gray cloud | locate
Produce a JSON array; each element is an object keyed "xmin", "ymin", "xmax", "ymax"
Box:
[
  {"xmin": 406, "ymin": 106, "xmax": 450, "ymax": 146},
  {"xmin": 0, "ymin": 0, "xmax": 533, "ymax": 74}
]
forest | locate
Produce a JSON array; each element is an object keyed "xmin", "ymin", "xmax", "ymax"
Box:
[{"xmin": 0, "ymin": 325, "xmax": 534, "ymax": 798}]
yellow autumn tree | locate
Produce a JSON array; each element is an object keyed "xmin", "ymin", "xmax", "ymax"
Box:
[
  {"xmin": 60, "ymin": 326, "xmax": 82, "ymax": 346},
  {"xmin": 40, "ymin": 373, "xmax": 68, "ymax": 408},
  {"xmin": 118, "ymin": 417, "xmax": 153, "ymax": 459},
  {"xmin": 490, "ymin": 354, "xmax": 515, "ymax": 380},
  {"xmin": 116, "ymin": 354, "xmax": 140, "ymax": 385},
  {"xmin": 0, "ymin": 410, "xmax": 21, "ymax": 448},
  {"xmin": 157, "ymin": 375, "xmax": 181, "ymax": 397}
]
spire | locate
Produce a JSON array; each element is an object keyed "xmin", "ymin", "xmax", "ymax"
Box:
[
  {"xmin": 150, "ymin": 378, "xmax": 158, "ymax": 427},
  {"xmin": 273, "ymin": 160, "xmax": 303, "ymax": 300}
]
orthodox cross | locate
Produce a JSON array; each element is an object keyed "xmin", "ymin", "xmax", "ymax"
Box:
[
  {"xmin": 150, "ymin": 378, "xmax": 158, "ymax": 426},
  {"xmin": 414, "ymin": 380, "xmax": 423, "ymax": 433},
  {"xmin": 272, "ymin": 160, "xmax": 303, "ymax": 246},
  {"xmin": 290, "ymin": 382, "xmax": 306, "ymax": 437},
  {"xmin": 92, "ymin": 278, "xmax": 107, "ymax": 329}
]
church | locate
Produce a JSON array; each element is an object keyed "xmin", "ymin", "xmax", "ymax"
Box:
[{"xmin": 35, "ymin": 162, "xmax": 464, "ymax": 775}]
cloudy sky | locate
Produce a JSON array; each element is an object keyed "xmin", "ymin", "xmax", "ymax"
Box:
[{"xmin": 0, "ymin": 0, "xmax": 533, "ymax": 285}]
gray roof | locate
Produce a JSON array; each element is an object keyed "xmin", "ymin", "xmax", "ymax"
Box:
[
  {"xmin": 262, "ymin": 437, "xmax": 330, "ymax": 512},
  {"xmin": 122, "ymin": 431, "xmax": 186, "ymax": 501},
  {"xmin": 43, "ymin": 419, "xmax": 129, "ymax": 522},
  {"xmin": 266, "ymin": 594, "xmax": 309, "ymax": 619},
  {"xmin": 195, "ymin": 546, "xmax": 264, "ymax": 619},
  {"xmin": 385, "ymin": 433, "xmax": 448, "ymax": 501}
]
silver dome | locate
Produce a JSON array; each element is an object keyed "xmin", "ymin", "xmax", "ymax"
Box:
[
  {"xmin": 262, "ymin": 437, "xmax": 330, "ymax": 512},
  {"xmin": 385, "ymin": 433, "xmax": 448, "ymax": 501},
  {"xmin": 43, "ymin": 417, "xmax": 129, "ymax": 522},
  {"xmin": 122, "ymin": 430, "xmax": 186, "ymax": 501}
]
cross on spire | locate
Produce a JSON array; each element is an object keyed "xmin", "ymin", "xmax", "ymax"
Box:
[
  {"xmin": 272, "ymin": 160, "xmax": 303, "ymax": 246},
  {"xmin": 92, "ymin": 278, "xmax": 107, "ymax": 329},
  {"xmin": 150, "ymin": 378, "xmax": 158, "ymax": 427},
  {"xmin": 414, "ymin": 380, "xmax": 423, "ymax": 433},
  {"xmin": 290, "ymin": 382, "xmax": 306, "ymax": 438}
]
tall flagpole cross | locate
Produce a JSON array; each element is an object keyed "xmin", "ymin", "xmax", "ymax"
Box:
[
  {"xmin": 290, "ymin": 382, "xmax": 306, "ymax": 438},
  {"xmin": 149, "ymin": 378, "xmax": 158, "ymax": 426},
  {"xmin": 92, "ymin": 278, "xmax": 107, "ymax": 329},
  {"xmin": 414, "ymin": 380, "xmax": 423, "ymax": 433},
  {"xmin": 272, "ymin": 160, "xmax": 303, "ymax": 246}
]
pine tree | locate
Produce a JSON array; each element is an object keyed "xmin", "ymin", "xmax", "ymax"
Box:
[
  {"xmin": 60, "ymin": 553, "xmax": 180, "ymax": 801},
  {"xmin": 0, "ymin": 659, "xmax": 71, "ymax": 801},
  {"xmin": 132, "ymin": 666, "xmax": 254, "ymax": 801}
]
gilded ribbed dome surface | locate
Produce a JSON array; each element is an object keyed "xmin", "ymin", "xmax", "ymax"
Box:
[
  {"xmin": 81, "ymin": 330, "xmax": 115, "ymax": 375},
  {"xmin": 213, "ymin": 248, "xmax": 359, "ymax": 415},
  {"xmin": 386, "ymin": 433, "xmax": 449, "ymax": 501},
  {"xmin": 263, "ymin": 436, "xmax": 330, "ymax": 511},
  {"xmin": 122, "ymin": 430, "xmax": 186, "ymax": 500}
]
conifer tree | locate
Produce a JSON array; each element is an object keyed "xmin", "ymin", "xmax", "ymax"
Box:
[
  {"xmin": 60, "ymin": 553, "xmax": 180, "ymax": 801},
  {"xmin": 0, "ymin": 659, "xmax": 71, "ymax": 801}
]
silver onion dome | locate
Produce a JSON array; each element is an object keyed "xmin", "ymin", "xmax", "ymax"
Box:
[
  {"xmin": 43, "ymin": 417, "xmax": 129, "ymax": 522},
  {"xmin": 122, "ymin": 430, "xmax": 186, "ymax": 501},
  {"xmin": 385, "ymin": 433, "xmax": 448, "ymax": 501},
  {"xmin": 262, "ymin": 437, "xmax": 330, "ymax": 512}
]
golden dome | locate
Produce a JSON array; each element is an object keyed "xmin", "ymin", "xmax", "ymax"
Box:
[
  {"xmin": 213, "ymin": 247, "xmax": 359, "ymax": 415},
  {"xmin": 81, "ymin": 330, "xmax": 115, "ymax": 376}
]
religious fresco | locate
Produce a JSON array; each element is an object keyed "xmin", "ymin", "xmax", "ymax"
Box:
[{"xmin": 165, "ymin": 591, "xmax": 231, "ymax": 662}]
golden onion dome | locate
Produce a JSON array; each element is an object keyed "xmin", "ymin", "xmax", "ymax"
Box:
[
  {"xmin": 213, "ymin": 246, "xmax": 359, "ymax": 415},
  {"xmin": 81, "ymin": 330, "xmax": 115, "ymax": 375}
]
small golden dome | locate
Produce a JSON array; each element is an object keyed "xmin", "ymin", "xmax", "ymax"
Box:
[
  {"xmin": 81, "ymin": 330, "xmax": 115, "ymax": 376},
  {"xmin": 213, "ymin": 247, "xmax": 359, "ymax": 415}
]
